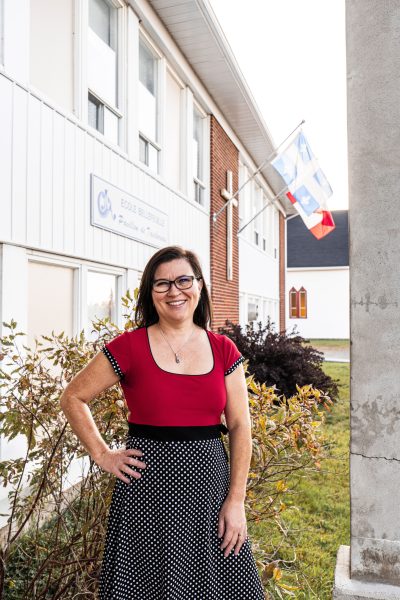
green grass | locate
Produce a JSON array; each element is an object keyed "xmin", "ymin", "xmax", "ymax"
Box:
[
  {"xmin": 305, "ymin": 339, "xmax": 349, "ymax": 349},
  {"xmin": 251, "ymin": 362, "xmax": 350, "ymax": 599}
]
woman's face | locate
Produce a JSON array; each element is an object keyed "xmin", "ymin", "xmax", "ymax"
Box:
[{"xmin": 151, "ymin": 258, "xmax": 203, "ymax": 325}]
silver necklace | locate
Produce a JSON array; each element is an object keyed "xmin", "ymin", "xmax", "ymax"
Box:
[{"xmin": 158, "ymin": 323, "xmax": 196, "ymax": 364}]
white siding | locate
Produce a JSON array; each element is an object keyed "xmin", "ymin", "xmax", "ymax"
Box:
[
  {"xmin": 286, "ymin": 268, "xmax": 350, "ymax": 338},
  {"xmin": 0, "ymin": 72, "xmax": 210, "ymax": 279},
  {"xmin": 29, "ymin": 0, "xmax": 74, "ymax": 113}
]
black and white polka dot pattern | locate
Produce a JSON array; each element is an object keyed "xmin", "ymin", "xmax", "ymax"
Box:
[
  {"xmin": 101, "ymin": 346, "xmax": 124, "ymax": 379},
  {"xmin": 224, "ymin": 355, "xmax": 245, "ymax": 376},
  {"xmin": 98, "ymin": 433, "xmax": 265, "ymax": 599}
]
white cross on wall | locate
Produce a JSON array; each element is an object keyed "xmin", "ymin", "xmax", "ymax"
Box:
[{"xmin": 220, "ymin": 170, "xmax": 238, "ymax": 281}]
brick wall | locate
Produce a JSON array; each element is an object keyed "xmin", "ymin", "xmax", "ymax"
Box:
[
  {"xmin": 279, "ymin": 211, "xmax": 286, "ymax": 333},
  {"xmin": 209, "ymin": 116, "xmax": 239, "ymax": 332}
]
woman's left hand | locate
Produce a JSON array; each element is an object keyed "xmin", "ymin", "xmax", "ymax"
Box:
[{"xmin": 218, "ymin": 497, "xmax": 248, "ymax": 558}]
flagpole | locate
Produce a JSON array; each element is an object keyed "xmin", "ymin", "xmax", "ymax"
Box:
[
  {"xmin": 212, "ymin": 119, "xmax": 305, "ymax": 223},
  {"xmin": 236, "ymin": 184, "xmax": 289, "ymax": 235}
]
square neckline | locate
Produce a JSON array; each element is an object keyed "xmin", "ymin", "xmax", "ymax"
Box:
[{"xmin": 145, "ymin": 326, "xmax": 215, "ymax": 376}]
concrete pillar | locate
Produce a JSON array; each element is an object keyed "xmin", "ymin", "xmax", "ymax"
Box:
[{"xmin": 333, "ymin": 1, "xmax": 400, "ymax": 598}]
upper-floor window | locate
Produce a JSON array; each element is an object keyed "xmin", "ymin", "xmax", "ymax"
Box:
[
  {"xmin": 88, "ymin": 0, "xmax": 120, "ymax": 144},
  {"xmin": 252, "ymin": 187, "xmax": 262, "ymax": 247},
  {"xmin": 138, "ymin": 38, "xmax": 160, "ymax": 173},
  {"xmin": 193, "ymin": 104, "xmax": 206, "ymax": 205},
  {"xmin": 89, "ymin": 0, "xmax": 117, "ymax": 49},
  {"xmin": 289, "ymin": 286, "xmax": 307, "ymax": 318}
]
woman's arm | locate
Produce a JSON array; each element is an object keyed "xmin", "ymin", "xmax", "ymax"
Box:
[
  {"xmin": 59, "ymin": 352, "xmax": 146, "ymax": 482},
  {"xmin": 218, "ymin": 363, "xmax": 252, "ymax": 557}
]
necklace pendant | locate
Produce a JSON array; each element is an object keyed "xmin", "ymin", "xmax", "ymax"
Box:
[{"xmin": 175, "ymin": 354, "xmax": 180, "ymax": 364}]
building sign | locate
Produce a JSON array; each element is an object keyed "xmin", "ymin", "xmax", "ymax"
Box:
[{"xmin": 91, "ymin": 174, "xmax": 168, "ymax": 248}]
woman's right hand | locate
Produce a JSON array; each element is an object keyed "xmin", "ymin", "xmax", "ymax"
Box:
[{"xmin": 94, "ymin": 447, "xmax": 147, "ymax": 483}]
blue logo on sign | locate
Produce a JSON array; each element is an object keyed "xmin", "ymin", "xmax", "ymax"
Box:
[{"xmin": 97, "ymin": 189, "xmax": 116, "ymax": 220}]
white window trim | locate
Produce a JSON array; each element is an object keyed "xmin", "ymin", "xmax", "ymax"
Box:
[
  {"xmin": 75, "ymin": 0, "xmax": 125, "ymax": 146},
  {"xmin": 27, "ymin": 250, "xmax": 127, "ymax": 335},
  {"xmin": 137, "ymin": 30, "xmax": 163, "ymax": 174},
  {"xmin": 161, "ymin": 63, "xmax": 185, "ymax": 192},
  {"xmin": 238, "ymin": 157, "xmax": 282, "ymax": 252},
  {"xmin": 192, "ymin": 98, "xmax": 210, "ymax": 210}
]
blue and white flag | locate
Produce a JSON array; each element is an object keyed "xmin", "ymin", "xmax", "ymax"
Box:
[{"xmin": 271, "ymin": 131, "xmax": 335, "ymax": 239}]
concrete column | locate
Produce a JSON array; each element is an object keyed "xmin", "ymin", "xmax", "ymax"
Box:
[{"xmin": 333, "ymin": 1, "xmax": 400, "ymax": 598}]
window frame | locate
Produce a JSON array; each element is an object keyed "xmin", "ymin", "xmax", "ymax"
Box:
[
  {"xmin": 138, "ymin": 33, "xmax": 163, "ymax": 174},
  {"xmin": 289, "ymin": 287, "xmax": 298, "ymax": 318},
  {"xmin": 247, "ymin": 297, "xmax": 259, "ymax": 324},
  {"xmin": 192, "ymin": 101, "xmax": 208, "ymax": 207},
  {"xmin": 27, "ymin": 251, "xmax": 127, "ymax": 335},
  {"xmin": 289, "ymin": 286, "xmax": 307, "ymax": 319},
  {"xmin": 298, "ymin": 286, "xmax": 307, "ymax": 318},
  {"xmin": 81, "ymin": 0, "xmax": 124, "ymax": 145}
]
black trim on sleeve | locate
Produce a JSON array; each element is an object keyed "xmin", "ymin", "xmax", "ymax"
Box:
[
  {"xmin": 224, "ymin": 355, "xmax": 245, "ymax": 376},
  {"xmin": 101, "ymin": 346, "xmax": 124, "ymax": 379}
]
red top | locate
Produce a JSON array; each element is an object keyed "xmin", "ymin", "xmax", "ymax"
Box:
[{"xmin": 101, "ymin": 326, "xmax": 245, "ymax": 426}]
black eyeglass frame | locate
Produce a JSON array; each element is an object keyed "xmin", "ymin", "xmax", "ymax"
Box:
[{"xmin": 152, "ymin": 275, "xmax": 203, "ymax": 293}]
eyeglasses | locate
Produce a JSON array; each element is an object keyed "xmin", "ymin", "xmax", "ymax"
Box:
[{"xmin": 152, "ymin": 275, "xmax": 202, "ymax": 293}]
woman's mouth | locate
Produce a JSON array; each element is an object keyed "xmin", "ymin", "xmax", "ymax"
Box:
[{"xmin": 166, "ymin": 300, "xmax": 187, "ymax": 308}]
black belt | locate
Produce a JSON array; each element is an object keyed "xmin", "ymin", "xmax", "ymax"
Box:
[{"xmin": 127, "ymin": 421, "xmax": 229, "ymax": 441}]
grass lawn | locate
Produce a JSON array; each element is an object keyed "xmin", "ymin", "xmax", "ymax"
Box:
[
  {"xmin": 305, "ymin": 339, "xmax": 349, "ymax": 349},
  {"xmin": 251, "ymin": 361, "xmax": 350, "ymax": 599}
]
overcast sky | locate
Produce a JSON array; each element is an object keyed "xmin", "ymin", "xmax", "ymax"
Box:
[{"xmin": 208, "ymin": 0, "xmax": 348, "ymax": 210}]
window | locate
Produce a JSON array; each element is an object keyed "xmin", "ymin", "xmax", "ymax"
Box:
[
  {"xmin": 289, "ymin": 286, "xmax": 307, "ymax": 318},
  {"xmin": 238, "ymin": 164, "xmax": 246, "ymax": 232},
  {"xmin": 299, "ymin": 287, "xmax": 307, "ymax": 318},
  {"xmin": 88, "ymin": 92, "xmax": 104, "ymax": 133},
  {"xmin": 28, "ymin": 262, "xmax": 75, "ymax": 348},
  {"xmin": 253, "ymin": 187, "xmax": 262, "ymax": 247},
  {"xmin": 89, "ymin": 0, "xmax": 117, "ymax": 49},
  {"xmin": 262, "ymin": 193, "xmax": 270, "ymax": 253},
  {"xmin": 87, "ymin": 271, "xmax": 117, "ymax": 338},
  {"xmin": 193, "ymin": 105, "xmax": 206, "ymax": 205},
  {"xmin": 138, "ymin": 38, "xmax": 159, "ymax": 172},
  {"xmin": 248, "ymin": 300, "xmax": 259, "ymax": 323},
  {"xmin": 88, "ymin": 0, "xmax": 120, "ymax": 144}
]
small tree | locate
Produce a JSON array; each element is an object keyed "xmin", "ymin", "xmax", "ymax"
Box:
[
  {"xmin": 0, "ymin": 293, "xmax": 332, "ymax": 599},
  {"xmin": 218, "ymin": 318, "xmax": 340, "ymax": 401}
]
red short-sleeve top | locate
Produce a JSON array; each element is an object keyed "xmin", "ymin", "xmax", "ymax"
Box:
[{"xmin": 101, "ymin": 326, "xmax": 245, "ymax": 426}]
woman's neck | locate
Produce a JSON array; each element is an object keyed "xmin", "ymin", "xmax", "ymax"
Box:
[{"xmin": 154, "ymin": 318, "xmax": 199, "ymax": 337}]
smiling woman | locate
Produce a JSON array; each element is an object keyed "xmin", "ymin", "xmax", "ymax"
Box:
[{"xmin": 60, "ymin": 244, "xmax": 265, "ymax": 599}]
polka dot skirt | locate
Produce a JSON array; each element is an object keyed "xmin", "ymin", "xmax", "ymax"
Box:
[{"xmin": 98, "ymin": 431, "xmax": 266, "ymax": 599}]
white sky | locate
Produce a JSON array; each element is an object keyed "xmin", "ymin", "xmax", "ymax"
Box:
[{"xmin": 208, "ymin": 0, "xmax": 348, "ymax": 210}]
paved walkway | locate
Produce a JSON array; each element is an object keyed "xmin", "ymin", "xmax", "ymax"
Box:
[{"xmin": 314, "ymin": 345, "xmax": 350, "ymax": 363}]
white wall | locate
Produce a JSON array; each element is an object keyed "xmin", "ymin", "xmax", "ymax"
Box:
[
  {"xmin": 0, "ymin": 71, "xmax": 211, "ymax": 282},
  {"xmin": 286, "ymin": 267, "xmax": 349, "ymax": 339},
  {"xmin": 30, "ymin": 0, "xmax": 74, "ymax": 113},
  {"xmin": 2, "ymin": 0, "xmax": 30, "ymax": 82}
]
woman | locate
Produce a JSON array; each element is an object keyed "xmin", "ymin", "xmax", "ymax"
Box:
[{"xmin": 60, "ymin": 245, "xmax": 265, "ymax": 599}]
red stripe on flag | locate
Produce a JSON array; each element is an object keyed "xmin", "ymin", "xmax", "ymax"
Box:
[
  {"xmin": 310, "ymin": 211, "xmax": 336, "ymax": 239},
  {"xmin": 286, "ymin": 191, "xmax": 297, "ymax": 205}
]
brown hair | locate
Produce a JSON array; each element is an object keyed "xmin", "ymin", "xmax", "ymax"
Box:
[{"xmin": 134, "ymin": 245, "xmax": 213, "ymax": 329}]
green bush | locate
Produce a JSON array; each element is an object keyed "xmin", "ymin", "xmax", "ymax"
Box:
[{"xmin": 218, "ymin": 318, "xmax": 340, "ymax": 401}]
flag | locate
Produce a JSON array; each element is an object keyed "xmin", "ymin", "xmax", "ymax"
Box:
[{"xmin": 271, "ymin": 131, "xmax": 335, "ymax": 239}]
